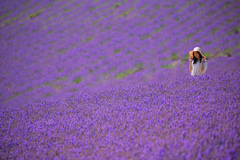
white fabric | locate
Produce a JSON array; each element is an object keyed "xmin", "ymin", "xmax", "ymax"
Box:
[
  {"xmin": 193, "ymin": 47, "xmax": 201, "ymax": 52},
  {"xmin": 191, "ymin": 60, "xmax": 207, "ymax": 76}
]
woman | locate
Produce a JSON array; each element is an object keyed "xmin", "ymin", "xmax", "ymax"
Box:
[{"xmin": 189, "ymin": 47, "xmax": 207, "ymax": 76}]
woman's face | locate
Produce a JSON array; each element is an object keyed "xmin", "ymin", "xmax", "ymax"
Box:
[{"xmin": 193, "ymin": 51, "xmax": 200, "ymax": 59}]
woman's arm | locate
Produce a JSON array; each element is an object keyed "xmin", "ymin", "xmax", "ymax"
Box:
[
  {"xmin": 189, "ymin": 57, "xmax": 193, "ymax": 73},
  {"xmin": 201, "ymin": 57, "xmax": 206, "ymax": 73}
]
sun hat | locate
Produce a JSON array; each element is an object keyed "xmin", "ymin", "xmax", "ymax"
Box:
[
  {"xmin": 193, "ymin": 47, "xmax": 201, "ymax": 53},
  {"xmin": 189, "ymin": 47, "xmax": 205, "ymax": 58}
]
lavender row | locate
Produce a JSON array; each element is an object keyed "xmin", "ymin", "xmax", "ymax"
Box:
[
  {"xmin": 1, "ymin": 63, "xmax": 239, "ymax": 159},
  {"xmin": 0, "ymin": 0, "xmax": 240, "ymax": 106}
]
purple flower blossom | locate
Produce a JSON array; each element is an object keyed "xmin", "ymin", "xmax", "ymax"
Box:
[{"xmin": 0, "ymin": 0, "xmax": 240, "ymax": 159}]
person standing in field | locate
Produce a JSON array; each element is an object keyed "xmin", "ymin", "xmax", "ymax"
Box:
[{"xmin": 189, "ymin": 47, "xmax": 207, "ymax": 76}]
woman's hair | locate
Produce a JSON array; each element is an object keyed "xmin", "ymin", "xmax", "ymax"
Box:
[{"xmin": 193, "ymin": 51, "xmax": 203, "ymax": 64}]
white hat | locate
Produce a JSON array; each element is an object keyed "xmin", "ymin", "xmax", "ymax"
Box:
[
  {"xmin": 193, "ymin": 47, "xmax": 202, "ymax": 53},
  {"xmin": 189, "ymin": 47, "xmax": 205, "ymax": 58}
]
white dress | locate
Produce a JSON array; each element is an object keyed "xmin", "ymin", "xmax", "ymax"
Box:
[{"xmin": 191, "ymin": 60, "xmax": 207, "ymax": 76}]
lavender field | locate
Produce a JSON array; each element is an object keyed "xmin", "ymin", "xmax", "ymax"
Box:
[{"xmin": 0, "ymin": 0, "xmax": 240, "ymax": 159}]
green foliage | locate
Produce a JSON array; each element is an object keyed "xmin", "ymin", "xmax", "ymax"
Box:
[
  {"xmin": 155, "ymin": 5, "xmax": 161, "ymax": 10},
  {"xmin": 0, "ymin": 16, "xmax": 19, "ymax": 27},
  {"xmin": 89, "ymin": 7, "xmax": 96, "ymax": 12},
  {"xmin": 181, "ymin": 53, "xmax": 190, "ymax": 63},
  {"xmin": 166, "ymin": 5, "xmax": 175, "ymax": 8},
  {"xmin": 170, "ymin": 53, "xmax": 178, "ymax": 60},
  {"xmin": 6, "ymin": 83, "xmax": 12, "ymax": 88},
  {"xmin": 48, "ymin": 30, "xmax": 53, "ymax": 34},
  {"xmin": 237, "ymin": 42, "xmax": 240, "ymax": 48},
  {"xmin": 48, "ymin": 4, "xmax": 53, "ymax": 7},
  {"xmin": 174, "ymin": 18, "xmax": 179, "ymax": 21},
  {"xmin": 115, "ymin": 70, "xmax": 135, "ymax": 79},
  {"xmin": 56, "ymin": 76, "xmax": 68, "ymax": 81},
  {"xmin": 73, "ymin": 76, "xmax": 82, "ymax": 84},
  {"xmin": 85, "ymin": 36, "xmax": 93, "ymax": 42},
  {"xmin": 228, "ymin": 27, "xmax": 239, "ymax": 35},
  {"xmin": 185, "ymin": 2, "xmax": 194, "ymax": 7},
  {"xmin": 224, "ymin": 48, "xmax": 232, "ymax": 54},
  {"xmin": 29, "ymin": 8, "xmax": 45, "ymax": 18},
  {"xmin": 14, "ymin": 92, "xmax": 21, "ymax": 97},
  {"xmin": 54, "ymin": 85, "xmax": 60, "ymax": 90},
  {"xmin": 89, "ymin": 69, "xmax": 93, "ymax": 73},
  {"xmin": 161, "ymin": 64, "xmax": 173, "ymax": 69},
  {"xmin": 135, "ymin": 64, "xmax": 143, "ymax": 71},
  {"xmin": 155, "ymin": 28, "xmax": 161, "ymax": 33},
  {"xmin": 105, "ymin": 26, "xmax": 112, "ymax": 30},
  {"xmin": 212, "ymin": 28, "xmax": 218, "ymax": 34},
  {"xmin": 92, "ymin": 19, "xmax": 101, "ymax": 26},
  {"xmin": 126, "ymin": 51, "xmax": 132, "ymax": 55},
  {"xmin": 114, "ymin": 49, "xmax": 121, "ymax": 53},
  {"xmin": 150, "ymin": 14, "xmax": 156, "ymax": 20},
  {"xmin": 224, "ymin": 2, "xmax": 231, "ymax": 8},
  {"xmin": 100, "ymin": 26, "xmax": 112, "ymax": 32},
  {"xmin": 104, "ymin": 72, "xmax": 108, "ymax": 77},
  {"xmin": 24, "ymin": 1, "xmax": 31, "ymax": 6},
  {"xmin": 120, "ymin": 8, "xmax": 134, "ymax": 17},
  {"xmin": 110, "ymin": 67, "xmax": 116, "ymax": 71},
  {"xmin": 205, "ymin": 41, "xmax": 211, "ymax": 45},
  {"xmin": 44, "ymin": 82, "xmax": 51, "ymax": 86},
  {"xmin": 176, "ymin": 9, "xmax": 182, "ymax": 13},
  {"xmin": 71, "ymin": 43, "xmax": 77, "ymax": 47},
  {"xmin": 0, "ymin": 11, "xmax": 11, "ymax": 20},
  {"xmin": 226, "ymin": 14, "xmax": 237, "ymax": 23},
  {"xmin": 204, "ymin": 52, "xmax": 211, "ymax": 58},
  {"xmin": 195, "ymin": 39, "xmax": 200, "ymax": 43},
  {"xmin": 141, "ymin": 33, "xmax": 150, "ymax": 40},
  {"xmin": 185, "ymin": 34, "xmax": 193, "ymax": 41},
  {"xmin": 163, "ymin": 53, "xmax": 178, "ymax": 61},
  {"xmin": 112, "ymin": 2, "xmax": 121, "ymax": 9},
  {"xmin": 8, "ymin": 92, "xmax": 20, "ymax": 100},
  {"xmin": 76, "ymin": 2, "xmax": 84, "ymax": 7},
  {"xmin": 115, "ymin": 64, "xmax": 143, "ymax": 79},
  {"xmin": 64, "ymin": 8, "xmax": 72, "ymax": 12},
  {"xmin": 58, "ymin": 48, "xmax": 67, "ymax": 54}
]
